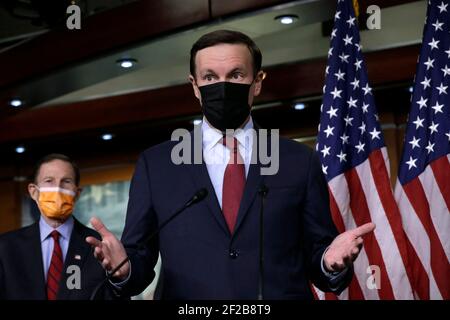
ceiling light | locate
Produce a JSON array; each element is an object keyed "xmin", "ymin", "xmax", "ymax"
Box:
[
  {"xmin": 101, "ymin": 133, "xmax": 113, "ymax": 140},
  {"xmin": 294, "ymin": 103, "xmax": 306, "ymax": 110},
  {"xmin": 117, "ymin": 58, "xmax": 137, "ymax": 69},
  {"xmin": 15, "ymin": 146, "xmax": 25, "ymax": 154},
  {"xmin": 9, "ymin": 98, "xmax": 23, "ymax": 107},
  {"xmin": 275, "ymin": 14, "xmax": 299, "ymax": 25}
]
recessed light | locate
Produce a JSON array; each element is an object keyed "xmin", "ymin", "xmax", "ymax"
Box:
[
  {"xmin": 15, "ymin": 146, "xmax": 25, "ymax": 154},
  {"xmin": 101, "ymin": 134, "xmax": 113, "ymax": 140},
  {"xmin": 294, "ymin": 103, "xmax": 306, "ymax": 110},
  {"xmin": 192, "ymin": 119, "xmax": 202, "ymax": 125},
  {"xmin": 117, "ymin": 58, "xmax": 137, "ymax": 69},
  {"xmin": 275, "ymin": 14, "xmax": 299, "ymax": 25},
  {"xmin": 9, "ymin": 98, "xmax": 23, "ymax": 107}
]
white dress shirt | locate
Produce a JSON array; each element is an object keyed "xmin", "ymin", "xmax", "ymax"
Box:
[{"xmin": 202, "ymin": 116, "xmax": 254, "ymax": 208}]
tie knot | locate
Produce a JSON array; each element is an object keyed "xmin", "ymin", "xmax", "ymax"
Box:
[
  {"xmin": 222, "ymin": 136, "xmax": 239, "ymax": 152},
  {"xmin": 50, "ymin": 230, "xmax": 60, "ymax": 241}
]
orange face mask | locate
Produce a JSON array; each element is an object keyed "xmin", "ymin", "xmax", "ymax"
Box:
[{"xmin": 37, "ymin": 187, "xmax": 76, "ymax": 220}]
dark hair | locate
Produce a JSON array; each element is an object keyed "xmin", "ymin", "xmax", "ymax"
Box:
[
  {"xmin": 32, "ymin": 153, "xmax": 80, "ymax": 186},
  {"xmin": 190, "ymin": 29, "xmax": 262, "ymax": 78}
]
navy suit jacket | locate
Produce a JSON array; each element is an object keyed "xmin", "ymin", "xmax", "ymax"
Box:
[
  {"xmin": 119, "ymin": 129, "xmax": 352, "ymax": 299},
  {"xmin": 0, "ymin": 218, "xmax": 115, "ymax": 300}
]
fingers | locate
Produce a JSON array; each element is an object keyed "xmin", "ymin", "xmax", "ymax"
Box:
[
  {"xmin": 90, "ymin": 217, "xmax": 111, "ymax": 238},
  {"xmin": 86, "ymin": 236, "xmax": 102, "ymax": 247},
  {"xmin": 353, "ymin": 222, "xmax": 376, "ymax": 238}
]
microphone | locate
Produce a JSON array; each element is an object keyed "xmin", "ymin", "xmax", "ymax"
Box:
[
  {"xmin": 257, "ymin": 184, "xmax": 268, "ymax": 300},
  {"xmin": 89, "ymin": 188, "xmax": 208, "ymax": 300}
]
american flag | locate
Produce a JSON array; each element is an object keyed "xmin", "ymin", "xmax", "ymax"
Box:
[
  {"xmin": 315, "ymin": 0, "xmax": 415, "ymax": 299},
  {"xmin": 394, "ymin": 0, "xmax": 449, "ymax": 300}
]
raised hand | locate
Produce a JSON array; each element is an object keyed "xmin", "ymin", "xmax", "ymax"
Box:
[
  {"xmin": 324, "ymin": 222, "xmax": 376, "ymax": 272},
  {"xmin": 85, "ymin": 217, "xmax": 130, "ymax": 280}
]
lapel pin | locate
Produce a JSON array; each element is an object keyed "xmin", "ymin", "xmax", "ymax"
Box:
[{"xmin": 74, "ymin": 255, "xmax": 81, "ymax": 260}]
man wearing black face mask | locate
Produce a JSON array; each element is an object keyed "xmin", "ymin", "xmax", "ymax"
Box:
[{"xmin": 88, "ymin": 30, "xmax": 374, "ymax": 299}]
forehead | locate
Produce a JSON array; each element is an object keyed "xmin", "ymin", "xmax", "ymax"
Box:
[
  {"xmin": 195, "ymin": 43, "xmax": 253, "ymax": 72},
  {"xmin": 37, "ymin": 160, "xmax": 75, "ymax": 180}
]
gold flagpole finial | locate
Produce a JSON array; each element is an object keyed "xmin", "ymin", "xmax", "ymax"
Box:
[{"xmin": 353, "ymin": 0, "xmax": 360, "ymax": 18}]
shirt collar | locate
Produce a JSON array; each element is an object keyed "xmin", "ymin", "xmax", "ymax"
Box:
[
  {"xmin": 39, "ymin": 215, "xmax": 74, "ymax": 243},
  {"xmin": 201, "ymin": 116, "xmax": 254, "ymax": 152}
]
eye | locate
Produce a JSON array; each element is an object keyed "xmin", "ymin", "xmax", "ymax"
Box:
[
  {"xmin": 204, "ymin": 74, "xmax": 215, "ymax": 81},
  {"xmin": 231, "ymin": 72, "xmax": 244, "ymax": 80}
]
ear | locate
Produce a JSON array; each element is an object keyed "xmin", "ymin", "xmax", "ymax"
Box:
[
  {"xmin": 28, "ymin": 183, "xmax": 39, "ymax": 202},
  {"xmin": 189, "ymin": 75, "xmax": 201, "ymax": 102},
  {"xmin": 252, "ymin": 70, "xmax": 265, "ymax": 97},
  {"xmin": 74, "ymin": 187, "xmax": 83, "ymax": 202}
]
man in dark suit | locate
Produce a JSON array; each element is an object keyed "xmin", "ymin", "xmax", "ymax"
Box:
[
  {"xmin": 0, "ymin": 153, "xmax": 114, "ymax": 300},
  {"xmin": 87, "ymin": 30, "xmax": 375, "ymax": 299}
]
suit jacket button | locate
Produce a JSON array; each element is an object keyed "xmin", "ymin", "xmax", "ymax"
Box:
[{"xmin": 229, "ymin": 250, "xmax": 238, "ymax": 259}]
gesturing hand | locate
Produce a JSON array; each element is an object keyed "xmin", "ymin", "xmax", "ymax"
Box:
[
  {"xmin": 85, "ymin": 217, "xmax": 130, "ymax": 280},
  {"xmin": 324, "ymin": 222, "xmax": 376, "ymax": 273}
]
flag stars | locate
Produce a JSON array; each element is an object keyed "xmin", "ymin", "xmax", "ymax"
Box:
[
  {"xmin": 412, "ymin": 116, "xmax": 425, "ymax": 129},
  {"xmin": 358, "ymin": 122, "xmax": 366, "ymax": 134},
  {"xmin": 347, "ymin": 97, "xmax": 358, "ymax": 108},
  {"xmin": 446, "ymin": 131, "xmax": 450, "ymax": 142},
  {"xmin": 355, "ymin": 141, "xmax": 365, "ymax": 153},
  {"xmin": 416, "ymin": 96, "xmax": 428, "ymax": 109},
  {"xmin": 421, "ymin": 77, "xmax": 431, "ymax": 89},
  {"xmin": 354, "ymin": 59, "xmax": 362, "ymax": 70},
  {"xmin": 346, "ymin": 16, "xmax": 356, "ymax": 27},
  {"xmin": 425, "ymin": 141, "xmax": 435, "ymax": 154},
  {"xmin": 331, "ymin": 28, "xmax": 337, "ymax": 39},
  {"xmin": 437, "ymin": 1, "xmax": 448, "ymax": 13},
  {"xmin": 362, "ymin": 103, "xmax": 370, "ymax": 113},
  {"xmin": 406, "ymin": 156, "xmax": 418, "ymax": 170},
  {"xmin": 326, "ymin": 106, "xmax": 338, "ymax": 119},
  {"xmin": 339, "ymin": 53, "xmax": 350, "ymax": 63},
  {"xmin": 424, "ymin": 57, "xmax": 435, "ymax": 70},
  {"xmin": 334, "ymin": 69, "xmax": 346, "ymax": 81},
  {"xmin": 431, "ymin": 101, "xmax": 444, "ymax": 114},
  {"xmin": 442, "ymin": 65, "xmax": 450, "ymax": 77},
  {"xmin": 436, "ymin": 83, "xmax": 448, "ymax": 95},
  {"xmin": 335, "ymin": 10, "xmax": 341, "ymax": 20},
  {"xmin": 446, "ymin": 48, "xmax": 450, "ymax": 59},
  {"xmin": 429, "ymin": 121, "xmax": 439, "ymax": 134},
  {"xmin": 330, "ymin": 87, "xmax": 342, "ymax": 99},
  {"xmin": 350, "ymin": 78, "xmax": 360, "ymax": 90},
  {"xmin": 321, "ymin": 145, "xmax": 331, "ymax": 158},
  {"xmin": 432, "ymin": 19, "xmax": 444, "ymax": 31},
  {"xmin": 344, "ymin": 115, "xmax": 354, "ymax": 126},
  {"xmin": 409, "ymin": 136, "xmax": 421, "ymax": 149},
  {"xmin": 322, "ymin": 165, "xmax": 328, "ymax": 175},
  {"xmin": 362, "ymin": 83, "xmax": 372, "ymax": 95},
  {"xmin": 343, "ymin": 34, "xmax": 353, "ymax": 46},
  {"xmin": 328, "ymin": 47, "xmax": 333, "ymax": 58},
  {"xmin": 369, "ymin": 128, "xmax": 381, "ymax": 140},
  {"xmin": 340, "ymin": 133, "xmax": 350, "ymax": 144},
  {"xmin": 428, "ymin": 38, "xmax": 440, "ymax": 50},
  {"xmin": 337, "ymin": 150, "xmax": 347, "ymax": 163},
  {"xmin": 324, "ymin": 125, "xmax": 335, "ymax": 138}
]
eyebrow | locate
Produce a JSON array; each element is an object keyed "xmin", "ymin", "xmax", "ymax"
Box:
[{"xmin": 202, "ymin": 67, "xmax": 246, "ymax": 76}]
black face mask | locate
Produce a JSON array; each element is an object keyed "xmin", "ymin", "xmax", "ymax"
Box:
[{"xmin": 199, "ymin": 81, "xmax": 252, "ymax": 131}]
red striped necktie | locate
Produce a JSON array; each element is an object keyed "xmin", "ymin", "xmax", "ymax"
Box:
[
  {"xmin": 222, "ymin": 137, "xmax": 246, "ymax": 233},
  {"xmin": 47, "ymin": 230, "xmax": 63, "ymax": 300}
]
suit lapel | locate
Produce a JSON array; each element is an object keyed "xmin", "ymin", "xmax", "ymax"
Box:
[
  {"xmin": 185, "ymin": 127, "xmax": 231, "ymax": 236},
  {"xmin": 57, "ymin": 219, "xmax": 90, "ymax": 300},
  {"xmin": 25, "ymin": 223, "xmax": 47, "ymax": 299}
]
